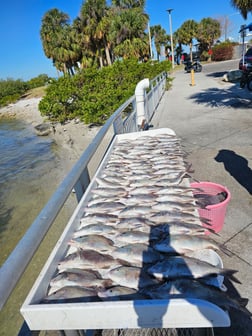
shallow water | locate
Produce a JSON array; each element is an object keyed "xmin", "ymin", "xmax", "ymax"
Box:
[
  {"xmin": 0, "ymin": 119, "xmax": 56, "ymax": 259},
  {"xmin": 0, "ymin": 119, "xmax": 77, "ymax": 334}
]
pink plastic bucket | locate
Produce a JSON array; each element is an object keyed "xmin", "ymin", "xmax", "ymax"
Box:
[{"xmin": 190, "ymin": 181, "xmax": 231, "ymax": 233}]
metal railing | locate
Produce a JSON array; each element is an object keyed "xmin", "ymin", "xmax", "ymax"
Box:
[{"xmin": 0, "ymin": 71, "xmax": 166, "ymax": 310}]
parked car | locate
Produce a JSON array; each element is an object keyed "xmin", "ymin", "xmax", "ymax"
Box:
[{"xmin": 239, "ymin": 47, "xmax": 252, "ymax": 71}]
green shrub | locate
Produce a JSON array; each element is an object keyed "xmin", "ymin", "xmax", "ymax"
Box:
[
  {"xmin": 0, "ymin": 79, "xmax": 28, "ymax": 107},
  {"xmin": 27, "ymin": 74, "xmax": 51, "ymax": 89},
  {"xmin": 39, "ymin": 76, "xmax": 79, "ymax": 122},
  {"xmin": 39, "ymin": 59, "xmax": 171, "ymax": 124}
]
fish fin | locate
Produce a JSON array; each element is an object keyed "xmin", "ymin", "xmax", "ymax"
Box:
[
  {"xmin": 237, "ymin": 297, "xmax": 249, "ymax": 308},
  {"xmin": 234, "ymin": 298, "xmax": 252, "ymax": 316},
  {"xmin": 221, "ymin": 269, "xmax": 241, "ymax": 284},
  {"xmin": 115, "ymin": 258, "xmax": 132, "ymax": 266},
  {"xmin": 185, "ymin": 163, "xmax": 195, "ymax": 174},
  {"xmin": 100, "ymin": 279, "xmax": 113, "ymax": 288},
  {"xmin": 206, "ymin": 228, "xmax": 220, "ymax": 236}
]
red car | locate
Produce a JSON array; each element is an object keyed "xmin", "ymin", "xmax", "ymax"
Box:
[{"xmin": 239, "ymin": 47, "xmax": 252, "ymax": 71}]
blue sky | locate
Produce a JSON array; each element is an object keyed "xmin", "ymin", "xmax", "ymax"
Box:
[{"xmin": 0, "ymin": 0, "xmax": 251, "ymax": 81}]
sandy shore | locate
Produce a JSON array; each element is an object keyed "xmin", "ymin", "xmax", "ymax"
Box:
[{"xmin": 0, "ymin": 97, "xmax": 100, "ymax": 172}]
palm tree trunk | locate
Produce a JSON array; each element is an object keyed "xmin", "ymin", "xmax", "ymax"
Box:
[
  {"xmin": 105, "ymin": 44, "xmax": 112, "ymax": 66},
  {"xmin": 99, "ymin": 55, "xmax": 103, "ymax": 68},
  {"xmin": 190, "ymin": 42, "xmax": 193, "ymax": 61}
]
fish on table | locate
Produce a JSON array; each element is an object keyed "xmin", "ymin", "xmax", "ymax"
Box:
[
  {"xmin": 69, "ymin": 234, "xmax": 115, "ymax": 253},
  {"xmin": 72, "ymin": 224, "xmax": 116, "ymax": 238},
  {"xmin": 44, "ymin": 132, "xmax": 244, "ymax": 316},
  {"xmin": 113, "ymin": 243, "xmax": 162, "ymax": 266},
  {"xmin": 43, "ymin": 286, "xmax": 100, "ymax": 303},
  {"xmin": 147, "ymin": 255, "xmax": 239, "ymax": 287},
  {"xmin": 57, "ymin": 249, "xmax": 121, "ymax": 272},
  {"xmin": 153, "ymin": 234, "xmax": 231, "ymax": 255},
  {"xmin": 107, "ymin": 265, "xmax": 160, "ymax": 290},
  {"xmin": 48, "ymin": 269, "xmax": 113, "ymax": 295},
  {"xmin": 115, "ymin": 230, "xmax": 155, "ymax": 245},
  {"xmin": 141, "ymin": 279, "xmax": 250, "ymax": 316},
  {"xmin": 97, "ymin": 285, "xmax": 147, "ymax": 301}
]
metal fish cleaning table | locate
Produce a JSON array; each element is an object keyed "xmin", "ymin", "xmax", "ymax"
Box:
[{"xmin": 20, "ymin": 128, "xmax": 230, "ymax": 333}]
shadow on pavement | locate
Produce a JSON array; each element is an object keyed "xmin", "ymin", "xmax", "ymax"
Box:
[
  {"xmin": 188, "ymin": 86, "xmax": 252, "ymax": 109},
  {"xmin": 214, "ymin": 278, "xmax": 252, "ymax": 336},
  {"xmin": 206, "ymin": 71, "xmax": 228, "ymax": 78},
  {"xmin": 215, "ymin": 150, "xmax": 252, "ymax": 195}
]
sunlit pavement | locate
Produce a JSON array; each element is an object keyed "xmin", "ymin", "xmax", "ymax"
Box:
[{"xmin": 151, "ymin": 67, "xmax": 252, "ymax": 336}]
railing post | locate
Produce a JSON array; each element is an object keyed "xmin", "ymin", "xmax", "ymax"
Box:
[
  {"xmin": 135, "ymin": 78, "xmax": 150, "ymax": 130},
  {"xmin": 74, "ymin": 167, "xmax": 91, "ymax": 202}
]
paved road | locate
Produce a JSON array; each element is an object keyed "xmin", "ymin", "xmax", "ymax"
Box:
[
  {"xmin": 151, "ymin": 61, "xmax": 252, "ymax": 336},
  {"xmin": 202, "ymin": 59, "xmax": 239, "ymax": 75}
]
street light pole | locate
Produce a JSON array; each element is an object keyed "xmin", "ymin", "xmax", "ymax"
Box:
[
  {"xmin": 148, "ymin": 21, "xmax": 153, "ymax": 60},
  {"xmin": 166, "ymin": 9, "xmax": 175, "ymax": 69}
]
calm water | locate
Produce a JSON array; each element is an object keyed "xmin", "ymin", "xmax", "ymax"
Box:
[
  {"xmin": 0, "ymin": 119, "xmax": 54, "ymax": 183},
  {"xmin": 0, "ymin": 119, "xmax": 56, "ymax": 252},
  {"xmin": 0, "ymin": 118, "xmax": 75, "ymax": 335}
]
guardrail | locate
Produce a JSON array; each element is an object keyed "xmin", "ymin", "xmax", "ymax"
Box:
[{"xmin": 0, "ymin": 71, "xmax": 166, "ymax": 311}]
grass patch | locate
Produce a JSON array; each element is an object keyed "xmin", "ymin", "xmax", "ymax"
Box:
[{"xmin": 21, "ymin": 86, "xmax": 47, "ymax": 99}]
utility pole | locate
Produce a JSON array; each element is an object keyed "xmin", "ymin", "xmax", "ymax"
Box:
[{"xmin": 166, "ymin": 9, "xmax": 175, "ymax": 69}]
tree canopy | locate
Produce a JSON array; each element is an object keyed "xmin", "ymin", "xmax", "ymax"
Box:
[
  {"xmin": 150, "ymin": 25, "xmax": 169, "ymax": 61},
  {"xmin": 40, "ymin": 1, "xmax": 230, "ymax": 74},
  {"xmin": 40, "ymin": 1, "xmax": 149, "ymax": 75},
  {"xmin": 176, "ymin": 20, "xmax": 198, "ymax": 61},
  {"xmin": 230, "ymin": 0, "xmax": 252, "ymax": 19}
]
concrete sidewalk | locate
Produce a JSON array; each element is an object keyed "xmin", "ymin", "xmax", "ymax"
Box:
[{"xmin": 151, "ymin": 68, "xmax": 252, "ymax": 335}]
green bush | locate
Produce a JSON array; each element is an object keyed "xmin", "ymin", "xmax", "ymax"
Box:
[
  {"xmin": 27, "ymin": 74, "xmax": 51, "ymax": 89},
  {"xmin": 39, "ymin": 59, "xmax": 171, "ymax": 124},
  {"xmin": 0, "ymin": 75, "xmax": 51, "ymax": 107},
  {"xmin": 39, "ymin": 76, "xmax": 79, "ymax": 123},
  {"xmin": 0, "ymin": 79, "xmax": 28, "ymax": 107},
  {"xmin": 212, "ymin": 42, "xmax": 234, "ymax": 61}
]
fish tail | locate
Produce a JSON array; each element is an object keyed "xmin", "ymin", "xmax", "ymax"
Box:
[
  {"xmin": 235, "ymin": 298, "xmax": 252, "ymax": 316},
  {"xmin": 177, "ymin": 171, "xmax": 192, "ymax": 184},
  {"xmin": 205, "ymin": 227, "xmax": 220, "ymax": 236},
  {"xmin": 185, "ymin": 163, "xmax": 195, "ymax": 174},
  {"xmin": 219, "ymin": 244, "xmax": 234, "ymax": 257},
  {"xmin": 101, "ymin": 279, "xmax": 113, "ymax": 288},
  {"xmin": 221, "ymin": 269, "xmax": 241, "ymax": 284},
  {"xmin": 199, "ymin": 217, "xmax": 212, "ymax": 225},
  {"xmin": 237, "ymin": 297, "xmax": 249, "ymax": 308}
]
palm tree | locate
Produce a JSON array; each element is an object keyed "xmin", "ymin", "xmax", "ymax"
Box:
[
  {"xmin": 57, "ymin": 25, "xmax": 82, "ymax": 75},
  {"xmin": 72, "ymin": 17, "xmax": 96, "ymax": 69},
  {"xmin": 150, "ymin": 25, "xmax": 169, "ymax": 61},
  {"xmin": 173, "ymin": 29, "xmax": 184, "ymax": 63},
  {"xmin": 112, "ymin": 0, "xmax": 145, "ymax": 9},
  {"xmin": 197, "ymin": 18, "xmax": 221, "ymax": 60},
  {"xmin": 40, "ymin": 9, "xmax": 69, "ymax": 64},
  {"xmin": 177, "ymin": 20, "xmax": 198, "ymax": 61},
  {"xmin": 80, "ymin": 0, "xmax": 112, "ymax": 68},
  {"xmin": 230, "ymin": 0, "xmax": 252, "ymax": 19},
  {"xmin": 109, "ymin": 3, "xmax": 149, "ymax": 60}
]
